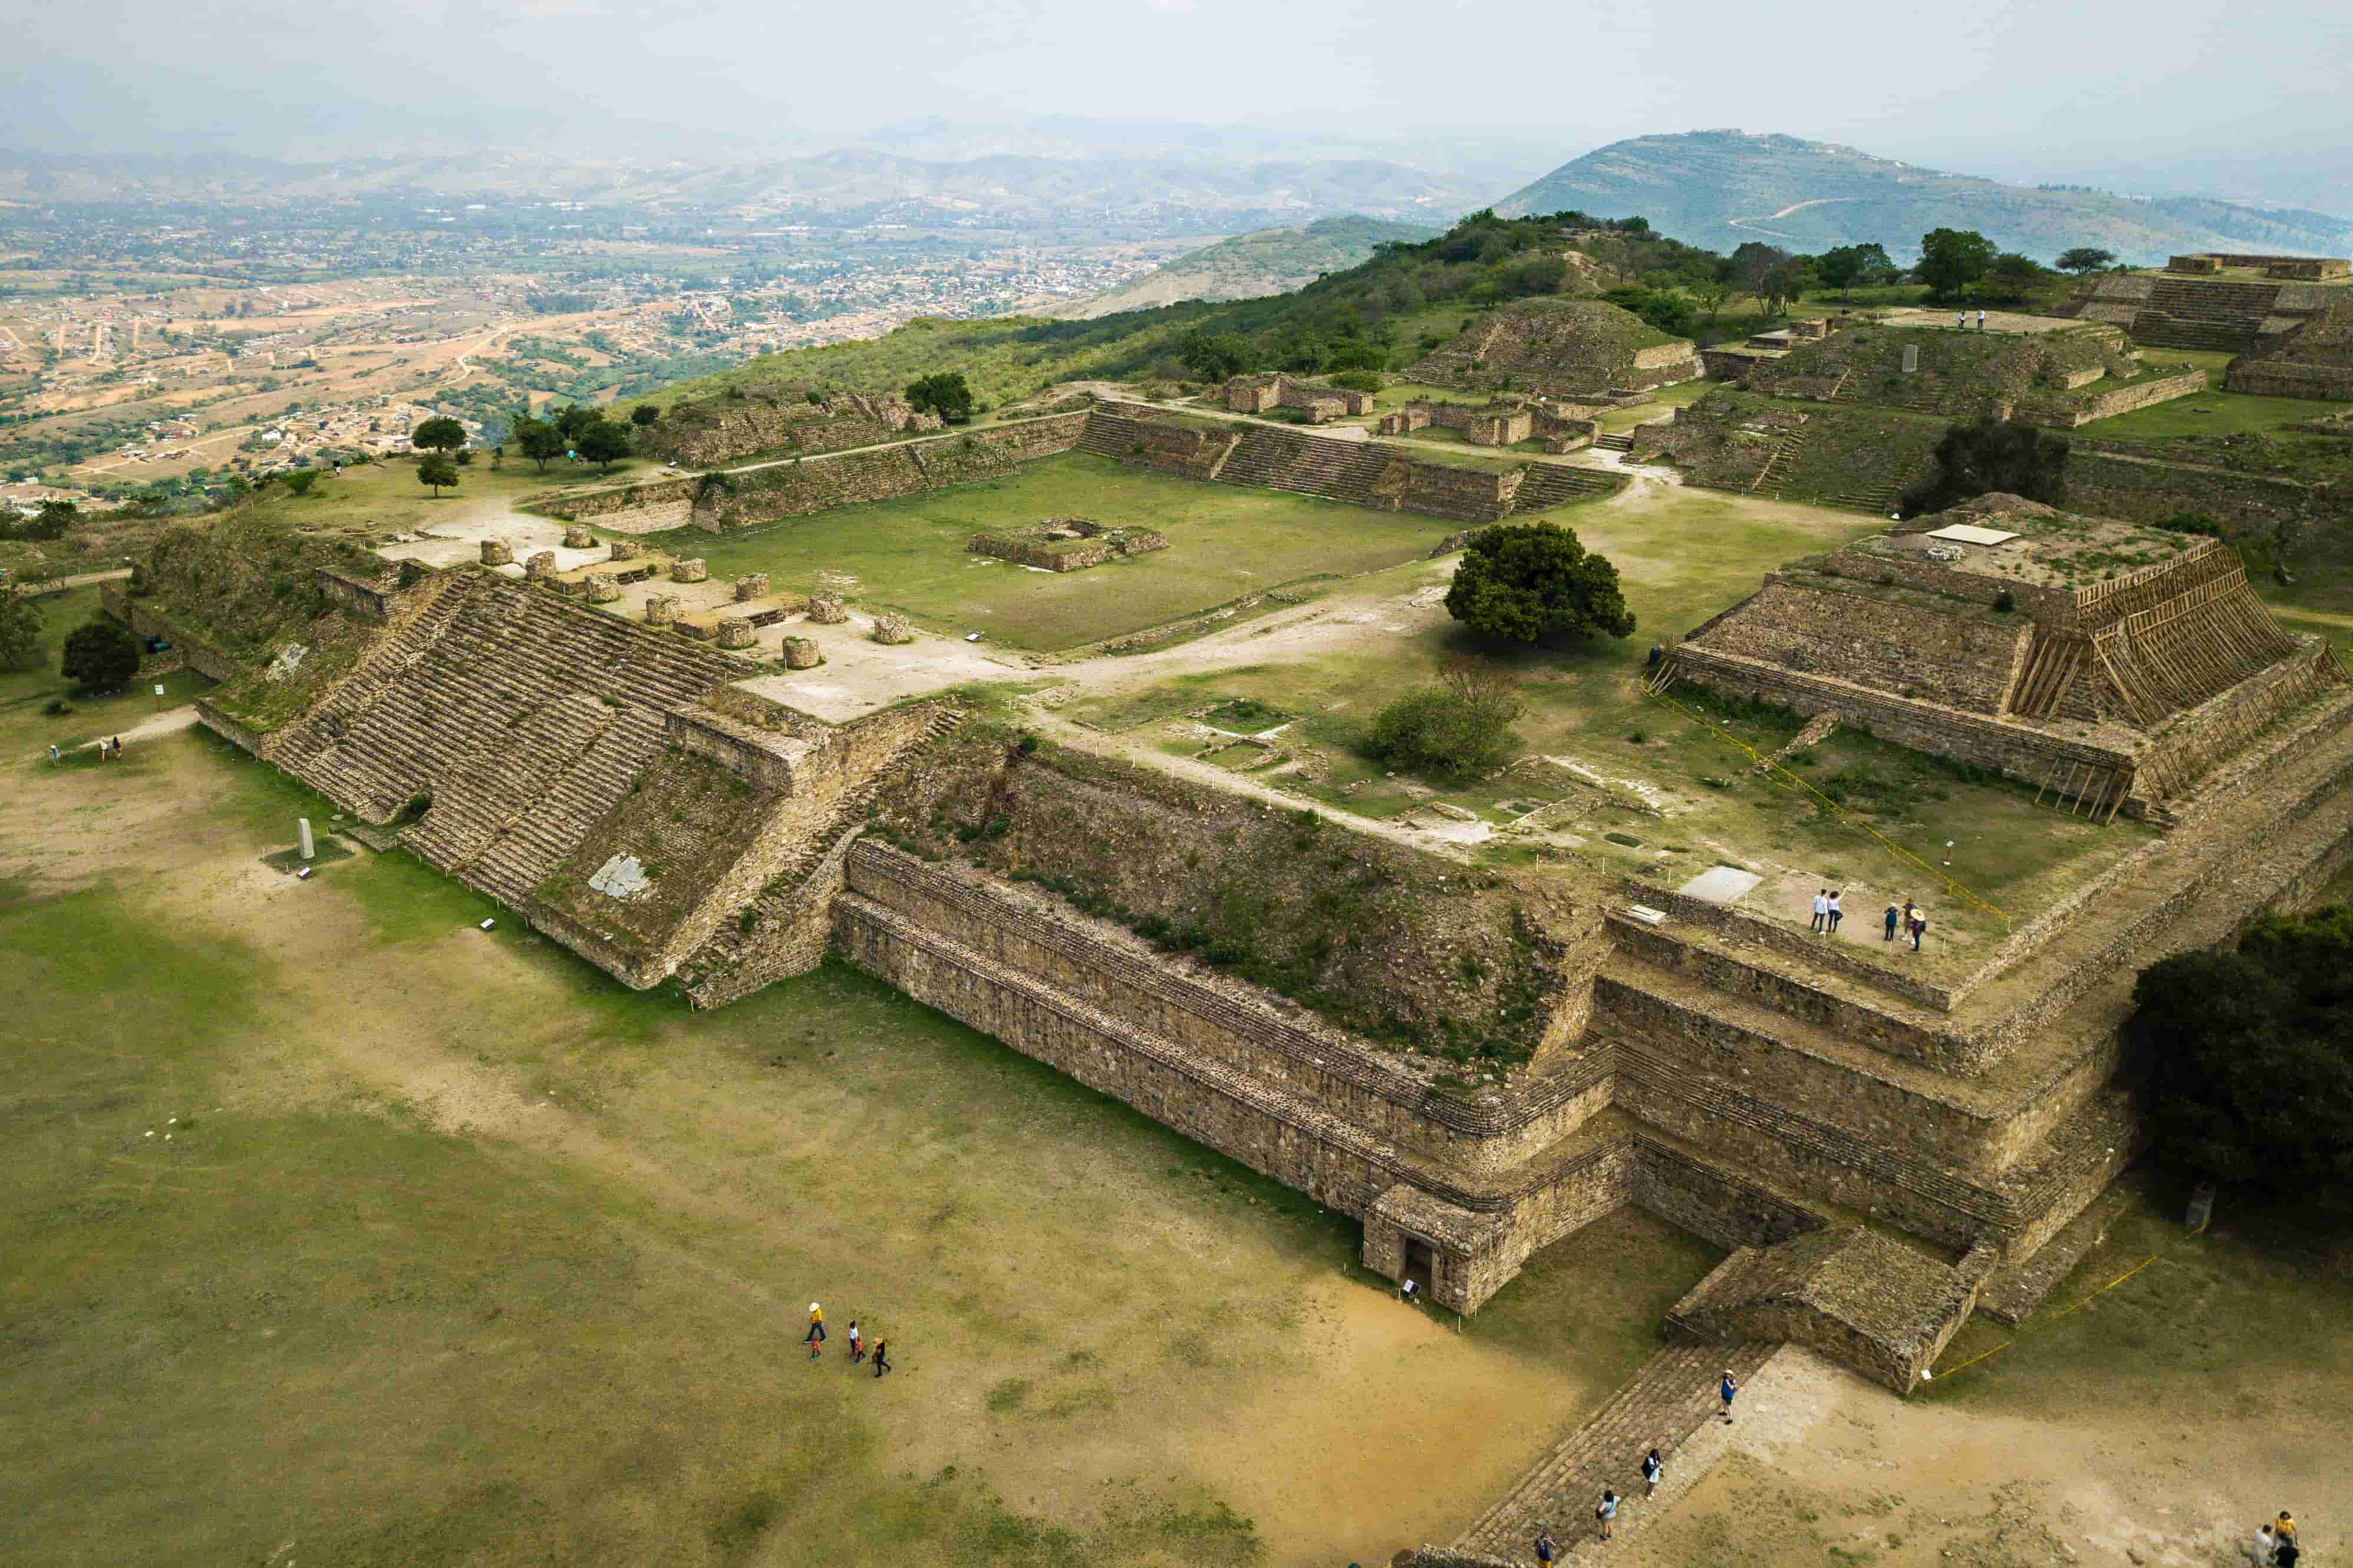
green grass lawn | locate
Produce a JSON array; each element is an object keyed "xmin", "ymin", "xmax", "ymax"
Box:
[
  {"xmin": 647, "ymin": 453, "xmax": 1464, "ymax": 652},
  {"xmin": 231, "ymin": 453, "xmax": 663, "ymax": 542},
  {"xmin": 2073, "ymin": 382, "xmax": 2328, "ymax": 441},
  {"xmin": 2, "ymin": 585, "xmax": 212, "ymax": 744}
]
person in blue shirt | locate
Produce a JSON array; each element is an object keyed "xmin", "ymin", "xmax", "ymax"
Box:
[{"xmin": 1719, "ymin": 1368, "xmax": 1739, "ymax": 1422}]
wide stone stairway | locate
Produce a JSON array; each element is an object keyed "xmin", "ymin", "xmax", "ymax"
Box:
[
  {"xmin": 1450, "ymin": 1340, "xmax": 1778, "ymax": 1562},
  {"xmin": 268, "ymin": 573, "xmax": 743, "ymax": 906}
]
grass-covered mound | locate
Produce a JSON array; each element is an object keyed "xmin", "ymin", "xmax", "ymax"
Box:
[{"xmin": 1404, "ymin": 298, "xmax": 1690, "ymax": 395}]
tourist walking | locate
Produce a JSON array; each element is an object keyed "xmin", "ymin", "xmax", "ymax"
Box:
[
  {"xmin": 1978, "ymin": 309, "xmax": 1988, "ymax": 331},
  {"xmin": 2275, "ymin": 1514, "xmax": 2298, "ymax": 1550},
  {"xmin": 1534, "ymin": 1524, "xmax": 1557, "ymax": 1564},
  {"xmin": 1596, "ymin": 1489, "xmax": 1619, "ymax": 1540},
  {"xmin": 2250, "ymin": 1523, "xmax": 2277, "ymax": 1567},
  {"xmin": 1884, "ymin": 900, "xmax": 1901, "ymax": 942},
  {"xmin": 1641, "ymin": 1447, "xmax": 1663, "ymax": 1497},
  {"xmin": 1811, "ymin": 889, "xmax": 1828, "ymax": 933},
  {"xmin": 1719, "ymin": 1368, "xmax": 1738, "ymax": 1422},
  {"xmin": 1910, "ymin": 908, "xmax": 1928, "ymax": 952},
  {"xmin": 1957, "ymin": 311, "xmax": 1966, "ymax": 330},
  {"xmin": 1827, "ymin": 891, "xmax": 1844, "ymax": 933},
  {"xmin": 48, "ymin": 744, "xmax": 59, "ymax": 764},
  {"xmin": 847, "ymin": 1320, "xmax": 864, "ymax": 1364},
  {"xmin": 805, "ymin": 1302, "xmax": 826, "ymax": 1360},
  {"xmin": 871, "ymin": 1338, "xmax": 891, "ymax": 1378}
]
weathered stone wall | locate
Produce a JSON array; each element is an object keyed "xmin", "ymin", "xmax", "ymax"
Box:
[
  {"xmin": 545, "ymin": 480, "xmax": 697, "ymax": 534},
  {"xmin": 2064, "ymin": 447, "xmax": 2330, "ymax": 538},
  {"xmin": 1692, "ymin": 580, "xmax": 2032, "ymax": 715},
  {"xmin": 642, "ymin": 389, "xmax": 938, "ymax": 468},
  {"xmin": 864, "ymin": 736, "xmax": 1607, "ymax": 1068},
  {"xmin": 2026, "ymin": 368, "xmax": 2206, "ymax": 427},
  {"xmin": 1665, "ymin": 646, "xmax": 2135, "ymax": 792},
  {"xmin": 312, "ymin": 567, "xmax": 396, "ymax": 622},
  {"xmin": 1396, "ymin": 460, "xmax": 1522, "ymax": 521}
]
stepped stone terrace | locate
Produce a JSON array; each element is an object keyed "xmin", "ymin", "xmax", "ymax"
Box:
[
  {"xmin": 1222, "ymin": 372, "xmax": 1376, "ymax": 421},
  {"xmin": 1733, "ymin": 321, "xmax": 2203, "ymax": 428},
  {"xmin": 1660, "ymin": 494, "xmax": 2344, "ymax": 819}
]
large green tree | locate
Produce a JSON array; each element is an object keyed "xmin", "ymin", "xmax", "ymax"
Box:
[
  {"xmin": 1899, "ymin": 417, "xmax": 2069, "ymax": 517},
  {"xmin": 2129, "ymin": 906, "xmax": 2353, "ymax": 1196},
  {"xmin": 1444, "ymin": 523, "xmax": 1636, "ymax": 646},
  {"xmin": 1177, "ymin": 331, "xmax": 1254, "ymax": 382},
  {"xmin": 60, "ymin": 618, "xmax": 139, "ymax": 694},
  {"xmin": 1814, "ymin": 242, "xmax": 1894, "ymax": 297},
  {"xmin": 1916, "ymin": 228, "xmax": 1998, "ymax": 299},
  {"xmin": 574, "ymin": 417, "xmax": 631, "ymax": 473},
  {"xmin": 904, "ymin": 371, "xmax": 975, "ymax": 424},
  {"xmin": 2055, "ymin": 247, "xmax": 2118, "ymax": 275},
  {"xmin": 512, "ymin": 414, "xmax": 565, "ymax": 471},
  {"xmin": 416, "ymin": 451, "xmax": 460, "ymax": 496},
  {"xmin": 0, "ymin": 584, "xmax": 43, "ymax": 671},
  {"xmin": 410, "ymin": 415, "xmax": 467, "ymax": 454}
]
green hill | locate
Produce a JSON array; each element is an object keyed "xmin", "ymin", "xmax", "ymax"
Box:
[
  {"xmin": 1498, "ymin": 131, "xmax": 2353, "ymax": 266},
  {"xmin": 644, "ymin": 210, "xmax": 1721, "ymax": 412},
  {"xmin": 1059, "ymin": 216, "xmax": 1440, "ymax": 319}
]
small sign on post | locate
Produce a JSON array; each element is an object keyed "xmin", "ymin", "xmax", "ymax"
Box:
[{"xmin": 153, "ymin": 683, "xmax": 166, "ymax": 697}]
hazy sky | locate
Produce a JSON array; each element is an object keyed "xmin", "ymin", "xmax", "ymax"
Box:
[{"xmin": 9, "ymin": 0, "xmax": 2350, "ymax": 200}]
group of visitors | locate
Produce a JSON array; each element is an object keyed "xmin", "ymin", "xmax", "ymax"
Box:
[
  {"xmin": 47, "ymin": 737, "xmax": 124, "ymax": 764},
  {"xmin": 1531, "ymin": 1375, "xmax": 1739, "ymax": 1557},
  {"xmin": 2250, "ymin": 1512, "xmax": 2303, "ymax": 1567},
  {"xmin": 1956, "ymin": 309, "xmax": 1989, "ymax": 330},
  {"xmin": 803, "ymin": 1302, "xmax": 890, "ymax": 1378},
  {"xmin": 1814, "ymin": 891, "xmax": 1930, "ymax": 950}
]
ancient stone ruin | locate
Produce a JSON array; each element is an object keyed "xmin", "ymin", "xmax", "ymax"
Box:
[
  {"xmin": 1222, "ymin": 372, "xmax": 1376, "ymax": 422},
  {"xmin": 1405, "ymin": 297, "xmax": 1701, "ymax": 397},
  {"xmin": 780, "ymin": 635, "xmax": 822, "ymax": 669},
  {"xmin": 2224, "ymin": 295, "xmax": 2353, "ymax": 400},
  {"xmin": 1660, "ymin": 494, "xmax": 2344, "ymax": 817},
  {"xmin": 671, "ymin": 558, "xmax": 708, "ymax": 582},
  {"xmin": 966, "ymin": 517, "xmax": 1171, "ymax": 572},
  {"xmin": 1731, "ymin": 322, "xmax": 2202, "ymax": 427},
  {"xmin": 870, "ymin": 612, "xmax": 914, "ymax": 645},
  {"xmin": 2065, "ymin": 263, "xmax": 2349, "ymax": 354},
  {"xmin": 563, "ymin": 524, "xmax": 594, "ymax": 549},
  {"xmin": 806, "ymin": 593, "xmax": 849, "ymax": 623},
  {"xmin": 480, "ymin": 539, "xmax": 513, "ymax": 566}
]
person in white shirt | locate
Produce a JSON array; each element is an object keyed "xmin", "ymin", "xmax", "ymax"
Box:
[{"xmin": 1811, "ymin": 889, "xmax": 1830, "ymax": 933}]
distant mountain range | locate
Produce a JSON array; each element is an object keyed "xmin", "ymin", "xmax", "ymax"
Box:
[
  {"xmin": 1057, "ymin": 216, "xmax": 1438, "ymax": 318},
  {"xmin": 0, "ymin": 147, "xmax": 1510, "ymax": 233},
  {"xmin": 1497, "ymin": 131, "xmax": 2353, "ymax": 265}
]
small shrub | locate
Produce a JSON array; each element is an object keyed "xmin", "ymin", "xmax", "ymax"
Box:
[
  {"xmin": 1992, "ymin": 589, "xmax": 2016, "ymax": 613},
  {"xmin": 1625, "ymin": 728, "xmax": 1647, "ymax": 744},
  {"xmin": 737, "ymin": 907, "xmax": 760, "ymax": 935},
  {"xmin": 1365, "ymin": 662, "xmax": 1525, "ymax": 784},
  {"xmin": 42, "ymin": 698, "xmax": 72, "ymax": 717}
]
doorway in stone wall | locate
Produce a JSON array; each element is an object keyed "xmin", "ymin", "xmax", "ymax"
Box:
[{"xmin": 1403, "ymin": 1236, "xmax": 1435, "ymax": 1296}]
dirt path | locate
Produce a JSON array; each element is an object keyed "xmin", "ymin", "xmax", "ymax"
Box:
[{"xmin": 1723, "ymin": 196, "xmax": 1859, "ymax": 240}]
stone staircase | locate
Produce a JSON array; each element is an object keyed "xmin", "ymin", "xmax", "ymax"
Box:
[
  {"xmin": 266, "ymin": 575, "xmax": 742, "ymax": 906},
  {"xmin": 1215, "ymin": 425, "xmax": 1395, "ymax": 503},
  {"xmin": 1508, "ymin": 463, "xmax": 1617, "ymax": 512},
  {"xmin": 1746, "ymin": 429, "xmax": 1810, "ymax": 494},
  {"xmin": 2134, "ymin": 278, "xmax": 2282, "ymax": 353},
  {"xmin": 681, "ymin": 705, "xmax": 968, "ymax": 997},
  {"xmin": 1591, "ymin": 431, "xmax": 1634, "ymax": 454},
  {"xmin": 1451, "ymin": 1341, "xmax": 1778, "ymax": 1562}
]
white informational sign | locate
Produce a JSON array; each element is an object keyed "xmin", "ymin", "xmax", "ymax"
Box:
[{"xmin": 154, "ymin": 684, "xmax": 166, "ymax": 696}]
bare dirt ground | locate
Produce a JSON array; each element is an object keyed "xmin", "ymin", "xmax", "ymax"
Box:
[{"xmin": 1604, "ymin": 1345, "xmax": 2346, "ymax": 1568}]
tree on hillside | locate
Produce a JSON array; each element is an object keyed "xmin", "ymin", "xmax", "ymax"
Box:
[
  {"xmin": 512, "ymin": 414, "xmax": 565, "ymax": 471},
  {"xmin": 1814, "ymin": 243, "xmax": 1894, "ymax": 299},
  {"xmin": 1444, "ymin": 522, "xmax": 1636, "ymax": 646},
  {"xmin": 629, "ymin": 403, "xmax": 661, "ymax": 428},
  {"xmin": 2128, "ymin": 905, "xmax": 2353, "ymax": 1197},
  {"xmin": 1916, "ymin": 228, "xmax": 1997, "ymax": 299},
  {"xmin": 0, "ymin": 584, "xmax": 43, "ymax": 672},
  {"xmin": 551, "ymin": 404, "xmax": 599, "ymax": 442},
  {"xmin": 410, "ymin": 415, "xmax": 467, "ymax": 454},
  {"xmin": 1980, "ymin": 252, "xmax": 2049, "ymax": 304},
  {"xmin": 60, "ymin": 618, "xmax": 139, "ymax": 694},
  {"xmin": 416, "ymin": 451, "xmax": 460, "ymax": 497},
  {"xmin": 575, "ymin": 417, "xmax": 631, "ymax": 473},
  {"xmin": 1178, "ymin": 331, "xmax": 1254, "ymax": 382},
  {"xmin": 1898, "ymin": 416, "xmax": 2069, "ymax": 517},
  {"xmin": 905, "ymin": 371, "xmax": 975, "ymax": 424},
  {"xmin": 2056, "ymin": 247, "xmax": 2118, "ymax": 275},
  {"xmin": 1692, "ymin": 279, "xmax": 1734, "ymax": 322},
  {"xmin": 0, "ymin": 498, "xmax": 79, "ymax": 543},
  {"xmin": 1725, "ymin": 242, "xmax": 1791, "ymax": 308},
  {"xmin": 1602, "ymin": 288, "xmax": 1695, "ymax": 337},
  {"xmin": 1367, "ymin": 661, "xmax": 1527, "ymax": 783},
  {"xmin": 1762, "ymin": 256, "xmax": 1813, "ymax": 315}
]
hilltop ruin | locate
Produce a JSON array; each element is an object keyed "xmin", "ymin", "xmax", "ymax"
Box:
[{"xmin": 1405, "ymin": 298, "xmax": 1700, "ymax": 397}]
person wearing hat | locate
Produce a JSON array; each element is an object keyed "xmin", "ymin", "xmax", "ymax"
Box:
[
  {"xmin": 805, "ymin": 1302, "xmax": 826, "ymax": 1359},
  {"xmin": 1719, "ymin": 1368, "xmax": 1738, "ymax": 1422}
]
